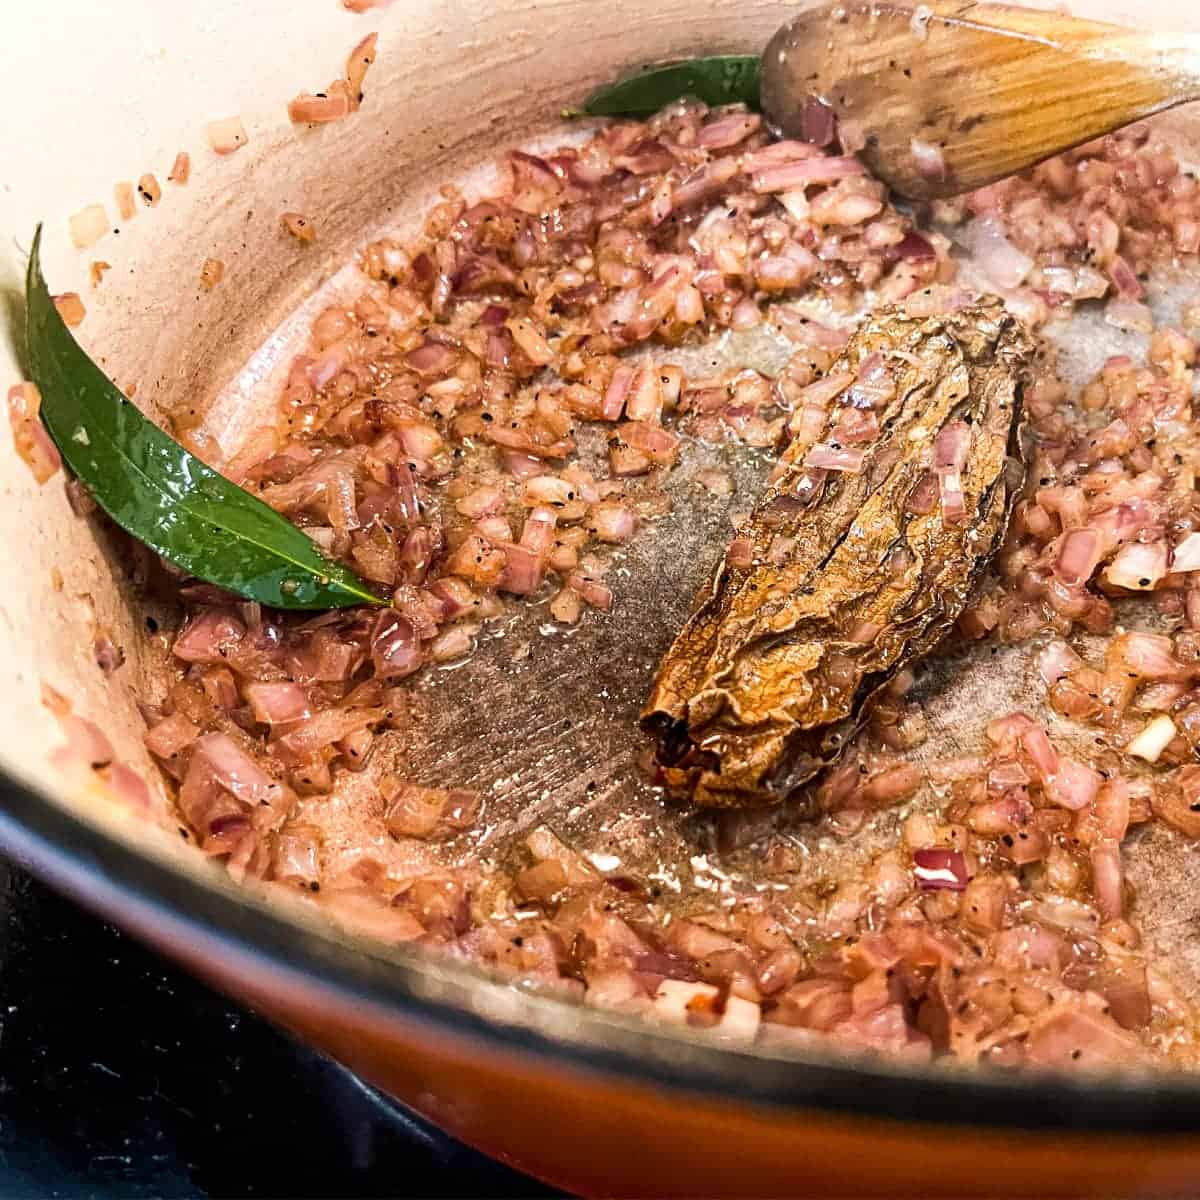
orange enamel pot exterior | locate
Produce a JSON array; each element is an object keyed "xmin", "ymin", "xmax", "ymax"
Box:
[{"xmin": 4, "ymin": 780, "xmax": 1200, "ymax": 1198}]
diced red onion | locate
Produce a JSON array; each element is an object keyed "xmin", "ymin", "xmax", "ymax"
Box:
[
  {"xmin": 1037, "ymin": 639, "xmax": 1083, "ymax": 685},
  {"xmin": 621, "ymin": 420, "xmax": 679, "ymax": 462},
  {"xmin": 406, "ymin": 340, "xmax": 457, "ymax": 375},
  {"xmin": 173, "ymin": 610, "xmax": 245, "ymax": 665},
  {"xmin": 591, "ymin": 501, "xmax": 638, "ymax": 544},
  {"xmin": 962, "ymin": 215, "xmax": 1034, "ymax": 289},
  {"xmin": 1091, "ymin": 842, "xmax": 1124, "ymax": 920},
  {"xmin": 502, "ymin": 450, "xmax": 545, "ymax": 479},
  {"xmin": 7, "ymin": 384, "xmax": 61, "ymax": 485},
  {"xmin": 278, "ymin": 707, "xmax": 384, "ymax": 760},
  {"xmin": 896, "ymin": 231, "xmax": 937, "ymax": 261},
  {"xmin": 1055, "ymin": 529, "xmax": 1102, "ymax": 587},
  {"xmin": 933, "ymin": 421, "xmax": 970, "ymax": 471},
  {"xmin": 384, "ymin": 780, "xmax": 479, "ymax": 840},
  {"xmin": 1108, "ymin": 255, "xmax": 1144, "ymax": 300},
  {"xmin": 913, "ymin": 848, "xmax": 968, "ymax": 891},
  {"xmin": 370, "ymin": 612, "xmax": 424, "ymax": 679},
  {"xmin": 1103, "ymin": 540, "xmax": 1167, "ymax": 591},
  {"xmin": 697, "ymin": 111, "xmax": 762, "ymax": 150},
  {"xmin": 799, "ymin": 96, "xmax": 837, "ymax": 147},
  {"xmin": 194, "ymin": 733, "xmax": 282, "ymax": 805},
  {"xmin": 568, "ymin": 574, "xmax": 613, "ymax": 610},
  {"xmin": 750, "ymin": 156, "xmax": 866, "ymax": 194},
  {"xmin": 1171, "ymin": 532, "xmax": 1200, "ymax": 574},
  {"xmin": 602, "ymin": 365, "xmax": 634, "ymax": 422},
  {"xmin": 145, "ymin": 712, "xmax": 200, "ymax": 760},
  {"xmin": 1105, "ymin": 298, "xmax": 1154, "ymax": 333},
  {"xmin": 244, "ymin": 681, "xmax": 310, "ymax": 726},
  {"xmin": 909, "ymin": 137, "xmax": 946, "ymax": 181},
  {"xmin": 670, "ymin": 157, "xmax": 739, "ymax": 210},
  {"xmin": 727, "ymin": 537, "xmax": 754, "ymax": 569},
  {"xmin": 1019, "ymin": 722, "xmax": 1060, "ymax": 779},
  {"xmin": 804, "ymin": 443, "xmax": 865, "ymax": 472},
  {"xmin": 520, "ymin": 506, "xmax": 558, "ymax": 555},
  {"xmin": 499, "ymin": 542, "xmax": 545, "ymax": 595},
  {"xmin": 938, "ymin": 471, "xmax": 966, "ymax": 522},
  {"xmin": 1046, "ymin": 757, "xmax": 1102, "ymax": 812}
]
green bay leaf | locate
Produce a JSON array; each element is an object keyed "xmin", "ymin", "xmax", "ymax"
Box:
[
  {"xmin": 581, "ymin": 55, "xmax": 761, "ymax": 118},
  {"xmin": 24, "ymin": 225, "xmax": 384, "ymax": 610}
]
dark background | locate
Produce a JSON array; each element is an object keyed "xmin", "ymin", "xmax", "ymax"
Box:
[{"xmin": 0, "ymin": 856, "xmax": 558, "ymax": 1198}]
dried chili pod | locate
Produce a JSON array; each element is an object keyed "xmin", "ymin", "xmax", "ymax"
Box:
[{"xmin": 643, "ymin": 299, "xmax": 1035, "ymax": 807}]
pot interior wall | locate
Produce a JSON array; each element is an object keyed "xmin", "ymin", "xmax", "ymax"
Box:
[{"xmin": 0, "ymin": 0, "xmax": 1198, "ymax": 1064}]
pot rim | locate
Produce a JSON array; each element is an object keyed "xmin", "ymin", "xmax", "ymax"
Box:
[{"xmin": 3, "ymin": 762, "xmax": 1199, "ymax": 1134}]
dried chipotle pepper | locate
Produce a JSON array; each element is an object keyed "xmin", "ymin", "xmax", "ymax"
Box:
[{"xmin": 643, "ymin": 300, "xmax": 1036, "ymax": 807}]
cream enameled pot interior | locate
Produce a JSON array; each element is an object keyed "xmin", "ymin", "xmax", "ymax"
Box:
[{"xmin": 0, "ymin": 0, "xmax": 1197, "ymax": 988}]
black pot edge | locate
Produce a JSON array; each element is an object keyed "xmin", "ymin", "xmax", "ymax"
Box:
[{"xmin": 1, "ymin": 761, "xmax": 1198, "ymax": 1138}]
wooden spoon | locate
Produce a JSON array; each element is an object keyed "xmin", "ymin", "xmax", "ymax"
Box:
[{"xmin": 759, "ymin": 1, "xmax": 1200, "ymax": 199}]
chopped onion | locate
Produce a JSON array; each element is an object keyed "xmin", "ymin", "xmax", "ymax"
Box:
[
  {"xmin": 697, "ymin": 111, "xmax": 762, "ymax": 150},
  {"xmin": 288, "ymin": 93, "xmax": 352, "ymax": 124},
  {"xmin": 53, "ymin": 293, "xmax": 86, "ymax": 327},
  {"xmin": 1128, "ymin": 714, "xmax": 1178, "ymax": 763},
  {"xmin": 1055, "ymin": 529, "xmax": 1102, "ymax": 586},
  {"xmin": 145, "ymin": 712, "xmax": 200, "ymax": 760},
  {"xmin": 933, "ymin": 421, "xmax": 970, "ymax": 471},
  {"xmin": 937, "ymin": 470, "xmax": 966, "ymax": 522},
  {"xmin": 199, "ymin": 258, "xmax": 225, "ymax": 291},
  {"xmin": 7, "ymin": 383, "xmax": 61, "ymax": 485},
  {"xmin": 281, "ymin": 212, "xmax": 316, "ymax": 242},
  {"xmin": 173, "ymin": 609, "xmax": 245, "ymax": 664},
  {"xmin": 895, "ymin": 231, "xmax": 937, "ymax": 262},
  {"xmin": 1045, "ymin": 758, "xmax": 1102, "ymax": 811},
  {"xmin": 961, "ymin": 216, "xmax": 1034, "ymax": 290},
  {"xmin": 804, "ymin": 443, "xmax": 865, "ymax": 472},
  {"xmin": 750, "ymin": 156, "xmax": 866, "ymax": 194},
  {"xmin": 798, "ymin": 96, "xmax": 836, "ymax": 147},
  {"xmin": 1112, "ymin": 631, "xmax": 1181, "ymax": 679},
  {"xmin": 499, "ymin": 542, "xmax": 544, "ymax": 595},
  {"xmin": 194, "ymin": 733, "xmax": 281, "ymax": 805},
  {"xmin": 244, "ymin": 681, "xmax": 310, "ymax": 726},
  {"xmin": 1103, "ymin": 540, "xmax": 1167, "ymax": 591},
  {"xmin": 727, "ymin": 537, "xmax": 754, "ymax": 569},
  {"xmin": 1108, "ymin": 254, "xmax": 1144, "ymax": 300},
  {"xmin": 1104, "ymin": 298, "xmax": 1154, "ymax": 334},
  {"xmin": 568, "ymin": 574, "xmax": 613, "ymax": 610},
  {"xmin": 384, "ymin": 781, "xmax": 478, "ymax": 840},
  {"xmin": 206, "ymin": 116, "xmax": 248, "ymax": 154},
  {"xmin": 1037, "ymin": 639, "xmax": 1083, "ymax": 685},
  {"xmin": 602, "ymin": 365, "xmax": 634, "ymax": 421},
  {"xmin": 168, "ymin": 151, "xmax": 191, "ymax": 185},
  {"xmin": 1091, "ymin": 843, "xmax": 1125, "ymax": 922},
  {"xmin": 519, "ymin": 506, "xmax": 558, "ymax": 555},
  {"xmin": 406, "ymin": 340, "xmax": 457, "ymax": 375},
  {"xmin": 590, "ymin": 501, "xmax": 637, "ymax": 544},
  {"xmin": 1171, "ymin": 532, "xmax": 1200, "ymax": 573},
  {"xmin": 913, "ymin": 848, "xmax": 968, "ymax": 891},
  {"xmin": 652, "ymin": 979, "xmax": 719, "ymax": 1026},
  {"xmin": 909, "ymin": 137, "xmax": 946, "ymax": 182},
  {"xmin": 370, "ymin": 612, "xmax": 423, "ymax": 679},
  {"xmin": 69, "ymin": 204, "xmax": 109, "ymax": 249}
]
